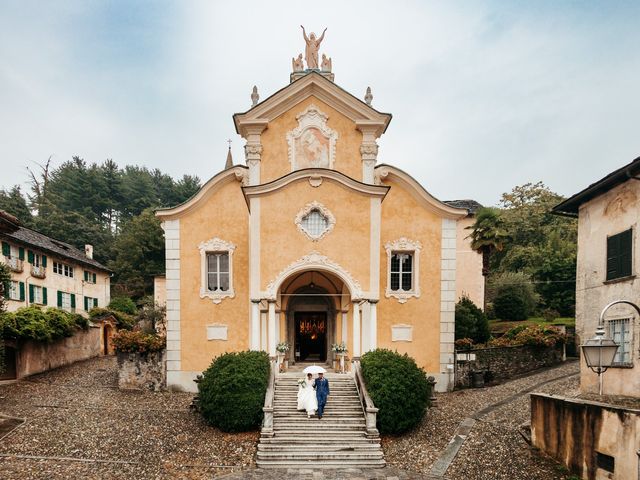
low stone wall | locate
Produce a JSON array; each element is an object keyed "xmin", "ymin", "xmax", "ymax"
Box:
[
  {"xmin": 455, "ymin": 344, "xmax": 563, "ymax": 388},
  {"xmin": 531, "ymin": 393, "xmax": 640, "ymax": 480},
  {"xmin": 14, "ymin": 326, "xmax": 102, "ymax": 379},
  {"xmin": 117, "ymin": 351, "xmax": 166, "ymax": 391}
]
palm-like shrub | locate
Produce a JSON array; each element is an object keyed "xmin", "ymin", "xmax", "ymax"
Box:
[
  {"xmin": 197, "ymin": 350, "xmax": 270, "ymax": 432},
  {"xmin": 360, "ymin": 349, "xmax": 430, "ymax": 434}
]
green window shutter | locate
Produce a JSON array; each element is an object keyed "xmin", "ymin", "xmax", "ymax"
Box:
[
  {"xmin": 84, "ymin": 296, "xmax": 88, "ymax": 311},
  {"xmin": 42, "ymin": 255, "xmax": 47, "ymax": 267},
  {"xmin": 57, "ymin": 291, "xmax": 62, "ymax": 307},
  {"xmin": 93, "ymin": 298, "xmax": 98, "ymax": 308},
  {"xmin": 42, "ymin": 287, "xmax": 48, "ymax": 305},
  {"xmin": 29, "ymin": 284, "xmax": 34, "ymax": 303},
  {"xmin": 18, "ymin": 247, "xmax": 24, "ymax": 260},
  {"xmin": 84, "ymin": 271, "xmax": 88, "ymax": 282},
  {"xmin": 1, "ymin": 242, "xmax": 9, "ymax": 256},
  {"xmin": 27, "ymin": 250, "xmax": 34, "ymax": 264},
  {"xmin": 19, "ymin": 282, "xmax": 25, "ymax": 301},
  {"xmin": 93, "ymin": 273, "xmax": 97, "ymax": 283},
  {"xmin": 70, "ymin": 294, "xmax": 76, "ymax": 309},
  {"xmin": 618, "ymin": 229, "xmax": 633, "ymax": 278},
  {"xmin": 607, "ymin": 235, "xmax": 619, "ymax": 280}
]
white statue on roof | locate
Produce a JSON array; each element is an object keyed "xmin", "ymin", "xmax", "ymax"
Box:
[{"xmin": 301, "ymin": 25, "xmax": 326, "ymax": 69}]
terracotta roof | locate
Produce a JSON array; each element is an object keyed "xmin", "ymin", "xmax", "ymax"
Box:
[
  {"xmin": 0, "ymin": 224, "xmax": 111, "ymax": 272},
  {"xmin": 444, "ymin": 199, "xmax": 483, "ymax": 215},
  {"xmin": 552, "ymin": 155, "xmax": 640, "ymax": 217}
]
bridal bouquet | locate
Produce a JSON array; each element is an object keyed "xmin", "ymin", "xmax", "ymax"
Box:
[
  {"xmin": 297, "ymin": 379, "xmax": 306, "ymax": 388},
  {"xmin": 331, "ymin": 342, "xmax": 348, "ymax": 354},
  {"xmin": 276, "ymin": 342, "xmax": 290, "ymax": 353}
]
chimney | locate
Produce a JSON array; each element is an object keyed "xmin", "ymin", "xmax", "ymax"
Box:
[{"xmin": 85, "ymin": 244, "xmax": 94, "ymax": 259}]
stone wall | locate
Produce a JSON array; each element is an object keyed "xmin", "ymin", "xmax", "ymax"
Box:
[
  {"xmin": 117, "ymin": 351, "xmax": 166, "ymax": 391},
  {"xmin": 455, "ymin": 344, "xmax": 564, "ymax": 388},
  {"xmin": 531, "ymin": 393, "xmax": 640, "ymax": 480},
  {"xmin": 13, "ymin": 326, "xmax": 102, "ymax": 378}
]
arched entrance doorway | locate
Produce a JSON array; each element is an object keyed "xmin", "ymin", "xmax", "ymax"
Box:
[{"xmin": 279, "ymin": 270, "xmax": 349, "ymax": 366}]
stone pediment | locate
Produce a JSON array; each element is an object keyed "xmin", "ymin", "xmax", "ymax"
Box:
[{"xmin": 233, "ymin": 72, "xmax": 391, "ymax": 140}]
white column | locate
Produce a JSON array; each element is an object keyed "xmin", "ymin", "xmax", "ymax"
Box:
[
  {"xmin": 250, "ymin": 300, "xmax": 260, "ymax": 350},
  {"xmin": 268, "ymin": 300, "xmax": 276, "ymax": 357},
  {"xmin": 352, "ymin": 301, "xmax": 361, "ymax": 358},
  {"xmin": 260, "ymin": 311, "xmax": 267, "ymax": 351},
  {"xmin": 275, "ymin": 308, "xmax": 281, "ymax": 344},
  {"xmin": 341, "ymin": 311, "xmax": 348, "ymax": 344},
  {"xmin": 369, "ymin": 300, "xmax": 377, "ymax": 350},
  {"xmin": 361, "ymin": 301, "xmax": 371, "ymax": 353}
]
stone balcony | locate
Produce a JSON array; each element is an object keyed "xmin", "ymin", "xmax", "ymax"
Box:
[
  {"xmin": 31, "ymin": 265, "xmax": 46, "ymax": 279},
  {"xmin": 7, "ymin": 257, "xmax": 23, "ymax": 273}
]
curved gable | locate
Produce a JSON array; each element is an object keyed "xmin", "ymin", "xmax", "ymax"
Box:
[
  {"xmin": 156, "ymin": 166, "xmax": 248, "ymax": 220},
  {"xmin": 374, "ymin": 164, "xmax": 467, "ymax": 219}
]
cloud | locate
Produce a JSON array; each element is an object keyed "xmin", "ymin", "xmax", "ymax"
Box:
[{"xmin": 0, "ymin": 1, "xmax": 639, "ymax": 206}]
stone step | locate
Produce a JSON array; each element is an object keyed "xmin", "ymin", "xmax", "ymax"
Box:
[
  {"xmin": 258, "ymin": 443, "xmax": 382, "ymax": 451},
  {"xmin": 274, "ymin": 421, "xmax": 366, "ymax": 428},
  {"xmin": 274, "ymin": 413, "xmax": 364, "ymax": 418},
  {"xmin": 256, "ymin": 459, "xmax": 386, "ymax": 469},
  {"xmin": 257, "ymin": 451, "xmax": 384, "ymax": 461},
  {"xmin": 270, "ymin": 428, "xmax": 367, "ymax": 435},
  {"xmin": 260, "ymin": 436, "xmax": 378, "ymax": 444}
]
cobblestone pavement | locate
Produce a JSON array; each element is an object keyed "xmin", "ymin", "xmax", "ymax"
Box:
[{"xmin": 0, "ymin": 356, "xmax": 579, "ymax": 479}]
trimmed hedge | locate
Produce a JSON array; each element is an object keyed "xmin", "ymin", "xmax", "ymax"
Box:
[
  {"xmin": 0, "ymin": 306, "xmax": 88, "ymax": 342},
  {"xmin": 197, "ymin": 350, "xmax": 270, "ymax": 432},
  {"xmin": 361, "ymin": 349, "xmax": 430, "ymax": 435}
]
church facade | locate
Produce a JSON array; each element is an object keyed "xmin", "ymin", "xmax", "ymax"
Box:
[{"xmin": 156, "ymin": 67, "xmax": 483, "ymax": 392}]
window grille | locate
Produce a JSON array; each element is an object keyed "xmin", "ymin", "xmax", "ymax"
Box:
[
  {"xmin": 608, "ymin": 318, "xmax": 631, "ymax": 364},
  {"xmin": 301, "ymin": 210, "xmax": 329, "ymax": 237},
  {"xmin": 207, "ymin": 253, "xmax": 230, "ymax": 292},
  {"xmin": 390, "ymin": 252, "xmax": 413, "ymax": 292}
]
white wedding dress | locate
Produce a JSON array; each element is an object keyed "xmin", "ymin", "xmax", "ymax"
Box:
[{"xmin": 296, "ymin": 378, "xmax": 318, "ymax": 417}]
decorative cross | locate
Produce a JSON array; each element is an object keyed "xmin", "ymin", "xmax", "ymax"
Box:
[{"xmin": 227, "ymin": 139, "xmax": 232, "ymax": 149}]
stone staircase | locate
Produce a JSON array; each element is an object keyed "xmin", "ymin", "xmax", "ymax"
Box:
[{"xmin": 257, "ymin": 373, "xmax": 385, "ymax": 469}]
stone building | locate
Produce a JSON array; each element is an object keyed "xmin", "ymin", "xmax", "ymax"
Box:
[
  {"xmin": 156, "ymin": 62, "xmax": 483, "ymax": 393},
  {"xmin": 0, "ymin": 210, "xmax": 111, "ymax": 314}
]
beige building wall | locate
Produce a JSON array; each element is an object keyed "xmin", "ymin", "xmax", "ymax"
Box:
[
  {"xmin": 455, "ymin": 216, "xmax": 484, "ymax": 309},
  {"xmin": 575, "ymin": 179, "xmax": 640, "ymax": 397},
  {"xmin": 2, "ymin": 245, "xmax": 110, "ymax": 315}
]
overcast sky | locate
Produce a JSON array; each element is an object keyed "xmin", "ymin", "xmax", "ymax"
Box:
[{"xmin": 1, "ymin": 1, "xmax": 639, "ymax": 206}]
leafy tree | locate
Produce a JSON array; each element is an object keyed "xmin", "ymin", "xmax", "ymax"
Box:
[
  {"xmin": 108, "ymin": 297, "xmax": 137, "ymax": 315},
  {"xmin": 455, "ymin": 296, "xmax": 490, "ymax": 344},
  {"xmin": 0, "ymin": 186, "xmax": 33, "ymax": 225},
  {"xmin": 108, "ymin": 209, "xmax": 165, "ymax": 298},
  {"xmin": 466, "ymin": 207, "xmax": 509, "ymax": 276},
  {"xmin": 489, "ymin": 272, "xmax": 539, "ymax": 320}
]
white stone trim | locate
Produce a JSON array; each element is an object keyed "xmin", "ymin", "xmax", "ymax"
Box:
[
  {"xmin": 286, "ymin": 104, "xmax": 338, "ymax": 172},
  {"xmin": 391, "ymin": 324, "xmax": 413, "ymax": 342},
  {"xmin": 206, "ymin": 324, "xmax": 228, "ymax": 341},
  {"xmin": 352, "ymin": 301, "xmax": 361, "ymax": 358},
  {"xmin": 162, "ymin": 219, "xmax": 181, "ymax": 384},
  {"xmin": 167, "ymin": 370, "xmax": 200, "ymax": 393},
  {"xmin": 439, "ymin": 218, "xmax": 457, "ymax": 392},
  {"xmin": 265, "ymin": 251, "xmax": 363, "ymax": 300},
  {"xmin": 198, "ymin": 237, "xmax": 236, "ymax": 304},
  {"xmin": 384, "ymin": 237, "xmax": 422, "ymax": 303},
  {"xmin": 294, "ymin": 201, "xmax": 336, "ymax": 241}
]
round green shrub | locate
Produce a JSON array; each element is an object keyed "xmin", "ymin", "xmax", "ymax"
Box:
[
  {"xmin": 360, "ymin": 349, "xmax": 430, "ymax": 435},
  {"xmin": 455, "ymin": 296, "xmax": 490, "ymax": 344},
  {"xmin": 108, "ymin": 297, "xmax": 137, "ymax": 315},
  {"xmin": 197, "ymin": 350, "xmax": 270, "ymax": 432},
  {"xmin": 493, "ymin": 286, "xmax": 530, "ymax": 320}
]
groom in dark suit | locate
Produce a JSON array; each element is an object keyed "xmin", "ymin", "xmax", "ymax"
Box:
[{"xmin": 313, "ymin": 372, "xmax": 330, "ymax": 419}]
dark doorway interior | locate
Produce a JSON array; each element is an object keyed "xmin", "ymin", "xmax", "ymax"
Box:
[{"xmin": 295, "ymin": 311, "xmax": 327, "ymax": 362}]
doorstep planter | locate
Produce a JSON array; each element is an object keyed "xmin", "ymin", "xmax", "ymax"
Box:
[{"xmin": 117, "ymin": 350, "xmax": 166, "ymax": 391}]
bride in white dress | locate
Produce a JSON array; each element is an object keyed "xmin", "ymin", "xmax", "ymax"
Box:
[{"xmin": 297, "ymin": 373, "xmax": 318, "ymax": 418}]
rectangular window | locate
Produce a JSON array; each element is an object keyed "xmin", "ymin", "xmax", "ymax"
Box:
[
  {"xmin": 32, "ymin": 285, "xmax": 43, "ymax": 305},
  {"xmin": 608, "ymin": 318, "xmax": 632, "ymax": 365},
  {"xmin": 84, "ymin": 296, "xmax": 98, "ymax": 311},
  {"xmin": 206, "ymin": 252, "xmax": 230, "ymax": 292},
  {"xmin": 84, "ymin": 270, "xmax": 97, "ymax": 284},
  {"xmin": 53, "ymin": 261, "xmax": 74, "ymax": 278},
  {"xmin": 8, "ymin": 281, "xmax": 20, "ymax": 300},
  {"xmin": 607, "ymin": 229, "xmax": 633, "ymax": 281},
  {"xmin": 390, "ymin": 252, "xmax": 413, "ymax": 292}
]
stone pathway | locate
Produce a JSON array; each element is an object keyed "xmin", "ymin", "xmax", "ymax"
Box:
[{"xmin": 0, "ymin": 356, "xmax": 580, "ymax": 479}]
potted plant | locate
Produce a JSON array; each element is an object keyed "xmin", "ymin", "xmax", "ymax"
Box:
[
  {"xmin": 331, "ymin": 342, "xmax": 348, "ymax": 373},
  {"xmin": 276, "ymin": 342, "xmax": 290, "ymax": 371}
]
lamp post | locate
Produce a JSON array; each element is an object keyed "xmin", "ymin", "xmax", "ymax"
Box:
[{"xmin": 581, "ymin": 300, "xmax": 640, "ymax": 395}]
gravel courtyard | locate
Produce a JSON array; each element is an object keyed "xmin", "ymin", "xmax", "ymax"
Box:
[{"xmin": 0, "ymin": 356, "xmax": 579, "ymax": 479}]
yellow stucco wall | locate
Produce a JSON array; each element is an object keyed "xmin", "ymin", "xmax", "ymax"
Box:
[
  {"xmin": 456, "ymin": 216, "xmax": 485, "ymax": 309},
  {"xmin": 377, "ymin": 178, "xmax": 442, "ymax": 373},
  {"xmin": 259, "ymin": 178, "xmax": 371, "ymax": 292},
  {"xmin": 259, "ymin": 95, "xmax": 363, "ymax": 184},
  {"xmin": 179, "ymin": 179, "xmax": 249, "ymax": 372}
]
